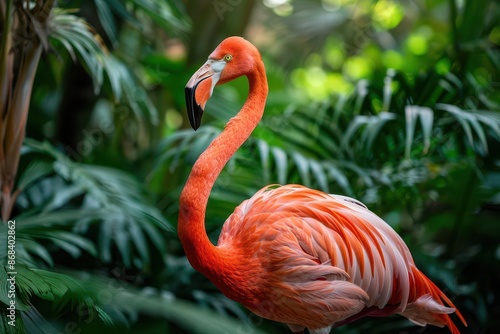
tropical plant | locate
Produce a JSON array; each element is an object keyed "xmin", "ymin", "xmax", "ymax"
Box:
[
  {"xmin": 1, "ymin": 0, "xmax": 499, "ymax": 333},
  {"xmin": 1, "ymin": 1, "xmax": 246, "ymax": 333},
  {"xmin": 150, "ymin": 0, "xmax": 499, "ymax": 332}
]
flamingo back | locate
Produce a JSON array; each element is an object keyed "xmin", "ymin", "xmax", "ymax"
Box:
[{"xmin": 217, "ymin": 184, "xmax": 465, "ymax": 332}]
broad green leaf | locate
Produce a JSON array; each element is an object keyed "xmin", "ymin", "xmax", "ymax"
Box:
[
  {"xmin": 0, "ymin": 266, "xmax": 11, "ymax": 306},
  {"xmin": 94, "ymin": 0, "xmax": 118, "ymax": 46},
  {"xmin": 113, "ymin": 291, "xmax": 268, "ymax": 334},
  {"xmin": 99, "ymin": 218, "xmax": 114, "ymax": 263},
  {"xmin": 323, "ymin": 162, "xmax": 352, "ymax": 195},
  {"xmin": 41, "ymin": 184, "xmax": 84, "ymax": 213},
  {"xmin": 471, "ymin": 110, "xmax": 500, "ymax": 139},
  {"xmin": 342, "ymin": 115, "xmax": 370, "ymax": 151},
  {"xmin": 363, "ymin": 112, "xmax": 397, "ymax": 151},
  {"xmin": 127, "ymin": 0, "xmax": 189, "ymax": 36},
  {"xmin": 15, "ymin": 266, "xmax": 54, "ymax": 302},
  {"xmin": 404, "ymin": 105, "xmax": 418, "ymax": 159},
  {"xmin": 437, "ymin": 103, "xmax": 484, "ymax": 152},
  {"xmin": 257, "ymin": 140, "xmax": 270, "ymax": 184},
  {"xmin": 309, "ymin": 159, "xmax": 328, "ymax": 192},
  {"xmin": 337, "ymin": 161, "xmax": 374, "ymax": 187},
  {"xmin": 382, "ymin": 69, "xmax": 396, "ymax": 111},
  {"xmin": 458, "ymin": 0, "xmax": 490, "ymax": 43},
  {"xmin": 114, "ymin": 219, "xmax": 131, "ymax": 267},
  {"xmin": 354, "ymin": 80, "xmax": 369, "ymax": 115},
  {"xmin": 129, "ymin": 222, "xmax": 149, "ymax": 263},
  {"xmin": 466, "ymin": 113, "xmax": 489, "ymax": 154},
  {"xmin": 417, "ymin": 107, "xmax": 434, "ymax": 153},
  {"xmin": 103, "ymin": 55, "xmax": 160, "ymax": 124},
  {"xmin": 292, "ymin": 152, "xmax": 311, "ymax": 187},
  {"xmin": 271, "ymin": 146, "xmax": 288, "ymax": 185},
  {"xmin": 17, "ymin": 239, "xmax": 54, "ymax": 267},
  {"xmin": 49, "ymin": 231, "xmax": 96, "ymax": 257},
  {"xmin": 96, "ymin": 305, "xmax": 115, "ymax": 327},
  {"xmin": 15, "ymin": 209, "xmax": 110, "ymax": 228},
  {"xmin": 16, "ymin": 161, "xmax": 53, "ymax": 191},
  {"xmin": 21, "ymin": 305, "xmax": 58, "ymax": 334},
  {"xmin": 50, "ymin": 9, "xmax": 106, "ymax": 93}
]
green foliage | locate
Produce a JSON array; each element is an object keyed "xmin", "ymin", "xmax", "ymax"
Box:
[
  {"xmin": 49, "ymin": 8, "xmax": 107, "ymax": 93},
  {"xmin": 14, "ymin": 138, "xmax": 171, "ymax": 269},
  {"xmin": 0, "ymin": 266, "xmax": 261, "ymax": 334},
  {"xmin": 1, "ymin": 0, "xmax": 499, "ymax": 333}
]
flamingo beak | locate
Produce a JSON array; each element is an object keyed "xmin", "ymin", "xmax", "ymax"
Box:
[{"xmin": 185, "ymin": 59, "xmax": 224, "ymax": 130}]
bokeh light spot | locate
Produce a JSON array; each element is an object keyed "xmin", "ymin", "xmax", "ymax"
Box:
[
  {"xmin": 373, "ymin": 0, "xmax": 404, "ymax": 29},
  {"xmin": 343, "ymin": 56, "xmax": 373, "ymax": 80},
  {"xmin": 327, "ymin": 73, "xmax": 353, "ymax": 95},
  {"xmin": 435, "ymin": 58, "xmax": 451, "ymax": 74},
  {"xmin": 264, "ymin": 0, "xmax": 293, "ymax": 16},
  {"xmin": 407, "ymin": 34, "xmax": 428, "ymax": 55},
  {"xmin": 165, "ymin": 109, "xmax": 183, "ymax": 130},
  {"xmin": 325, "ymin": 46, "xmax": 345, "ymax": 70},
  {"xmin": 489, "ymin": 26, "xmax": 500, "ymax": 45},
  {"xmin": 382, "ymin": 50, "xmax": 403, "ymax": 69}
]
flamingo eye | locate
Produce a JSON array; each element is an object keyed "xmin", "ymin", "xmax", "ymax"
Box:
[{"xmin": 224, "ymin": 54, "xmax": 232, "ymax": 62}]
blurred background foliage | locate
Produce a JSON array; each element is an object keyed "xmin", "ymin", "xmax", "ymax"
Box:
[{"xmin": 1, "ymin": 0, "xmax": 499, "ymax": 333}]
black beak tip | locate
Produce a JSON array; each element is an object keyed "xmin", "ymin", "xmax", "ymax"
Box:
[
  {"xmin": 190, "ymin": 104, "xmax": 204, "ymax": 131},
  {"xmin": 185, "ymin": 86, "xmax": 204, "ymax": 131}
]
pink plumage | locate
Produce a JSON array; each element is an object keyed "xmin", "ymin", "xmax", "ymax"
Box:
[{"xmin": 179, "ymin": 36, "xmax": 466, "ymax": 334}]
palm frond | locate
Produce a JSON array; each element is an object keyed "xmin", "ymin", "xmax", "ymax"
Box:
[
  {"xmin": 2, "ymin": 264, "xmax": 269, "ymax": 334},
  {"xmin": 93, "ymin": 0, "xmax": 120, "ymax": 46},
  {"xmin": 113, "ymin": 288, "xmax": 269, "ymax": 334},
  {"xmin": 126, "ymin": 0, "xmax": 189, "ymax": 37},
  {"xmin": 149, "ymin": 126, "xmax": 221, "ymax": 178},
  {"xmin": 14, "ymin": 139, "xmax": 171, "ymax": 269},
  {"xmin": 0, "ymin": 266, "xmax": 126, "ymax": 332},
  {"xmin": 15, "ymin": 160, "xmax": 53, "ymax": 192},
  {"xmin": 437, "ymin": 103, "xmax": 498, "ymax": 156},
  {"xmin": 102, "ymin": 55, "xmax": 159, "ymax": 124},
  {"xmin": 49, "ymin": 8, "xmax": 106, "ymax": 94},
  {"xmin": 49, "ymin": 8, "xmax": 159, "ymax": 125},
  {"xmin": 405, "ymin": 106, "xmax": 433, "ymax": 158}
]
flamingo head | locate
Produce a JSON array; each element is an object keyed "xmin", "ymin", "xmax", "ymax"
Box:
[{"xmin": 185, "ymin": 36, "xmax": 260, "ymax": 130}]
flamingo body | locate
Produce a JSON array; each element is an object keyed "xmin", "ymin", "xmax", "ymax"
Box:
[
  {"xmin": 179, "ymin": 36, "xmax": 466, "ymax": 334},
  {"xmin": 217, "ymin": 184, "xmax": 462, "ymax": 333}
]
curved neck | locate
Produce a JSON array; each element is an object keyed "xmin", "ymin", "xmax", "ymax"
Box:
[{"xmin": 178, "ymin": 61, "xmax": 268, "ymax": 276}]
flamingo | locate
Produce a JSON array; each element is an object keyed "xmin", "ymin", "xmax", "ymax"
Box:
[{"xmin": 179, "ymin": 36, "xmax": 467, "ymax": 334}]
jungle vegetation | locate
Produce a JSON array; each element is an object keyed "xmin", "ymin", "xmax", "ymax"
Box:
[{"xmin": 0, "ymin": 0, "xmax": 499, "ymax": 333}]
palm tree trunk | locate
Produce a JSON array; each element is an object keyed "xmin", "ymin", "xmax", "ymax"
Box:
[{"xmin": 0, "ymin": 0, "xmax": 54, "ymax": 221}]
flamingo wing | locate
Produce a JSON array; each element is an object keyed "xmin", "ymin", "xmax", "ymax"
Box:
[{"xmin": 218, "ymin": 184, "xmax": 462, "ymax": 332}]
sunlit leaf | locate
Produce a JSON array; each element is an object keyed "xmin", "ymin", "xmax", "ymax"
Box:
[
  {"xmin": 404, "ymin": 105, "xmax": 418, "ymax": 159},
  {"xmin": 94, "ymin": 0, "xmax": 118, "ymax": 46},
  {"xmin": 437, "ymin": 103, "xmax": 490, "ymax": 154},
  {"xmin": 127, "ymin": 0, "xmax": 189, "ymax": 36},
  {"xmin": 49, "ymin": 8, "xmax": 106, "ymax": 93},
  {"xmin": 417, "ymin": 107, "xmax": 434, "ymax": 153},
  {"xmin": 271, "ymin": 146, "xmax": 288, "ymax": 185},
  {"xmin": 382, "ymin": 69, "xmax": 396, "ymax": 111},
  {"xmin": 309, "ymin": 159, "xmax": 328, "ymax": 192},
  {"xmin": 323, "ymin": 162, "xmax": 352, "ymax": 195},
  {"xmin": 292, "ymin": 152, "xmax": 311, "ymax": 187},
  {"xmin": 363, "ymin": 112, "xmax": 397, "ymax": 151},
  {"xmin": 257, "ymin": 140, "xmax": 270, "ymax": 184}
]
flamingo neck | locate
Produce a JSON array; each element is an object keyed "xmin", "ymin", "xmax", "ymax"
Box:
[{"xmin": 178, "ymin": 62, "xmax": 268, "ymax": 277}]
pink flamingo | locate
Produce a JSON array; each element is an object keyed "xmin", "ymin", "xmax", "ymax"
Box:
[{"xmin": 179, "ymin": 36, "xmax": 467, "ymax": 334}]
